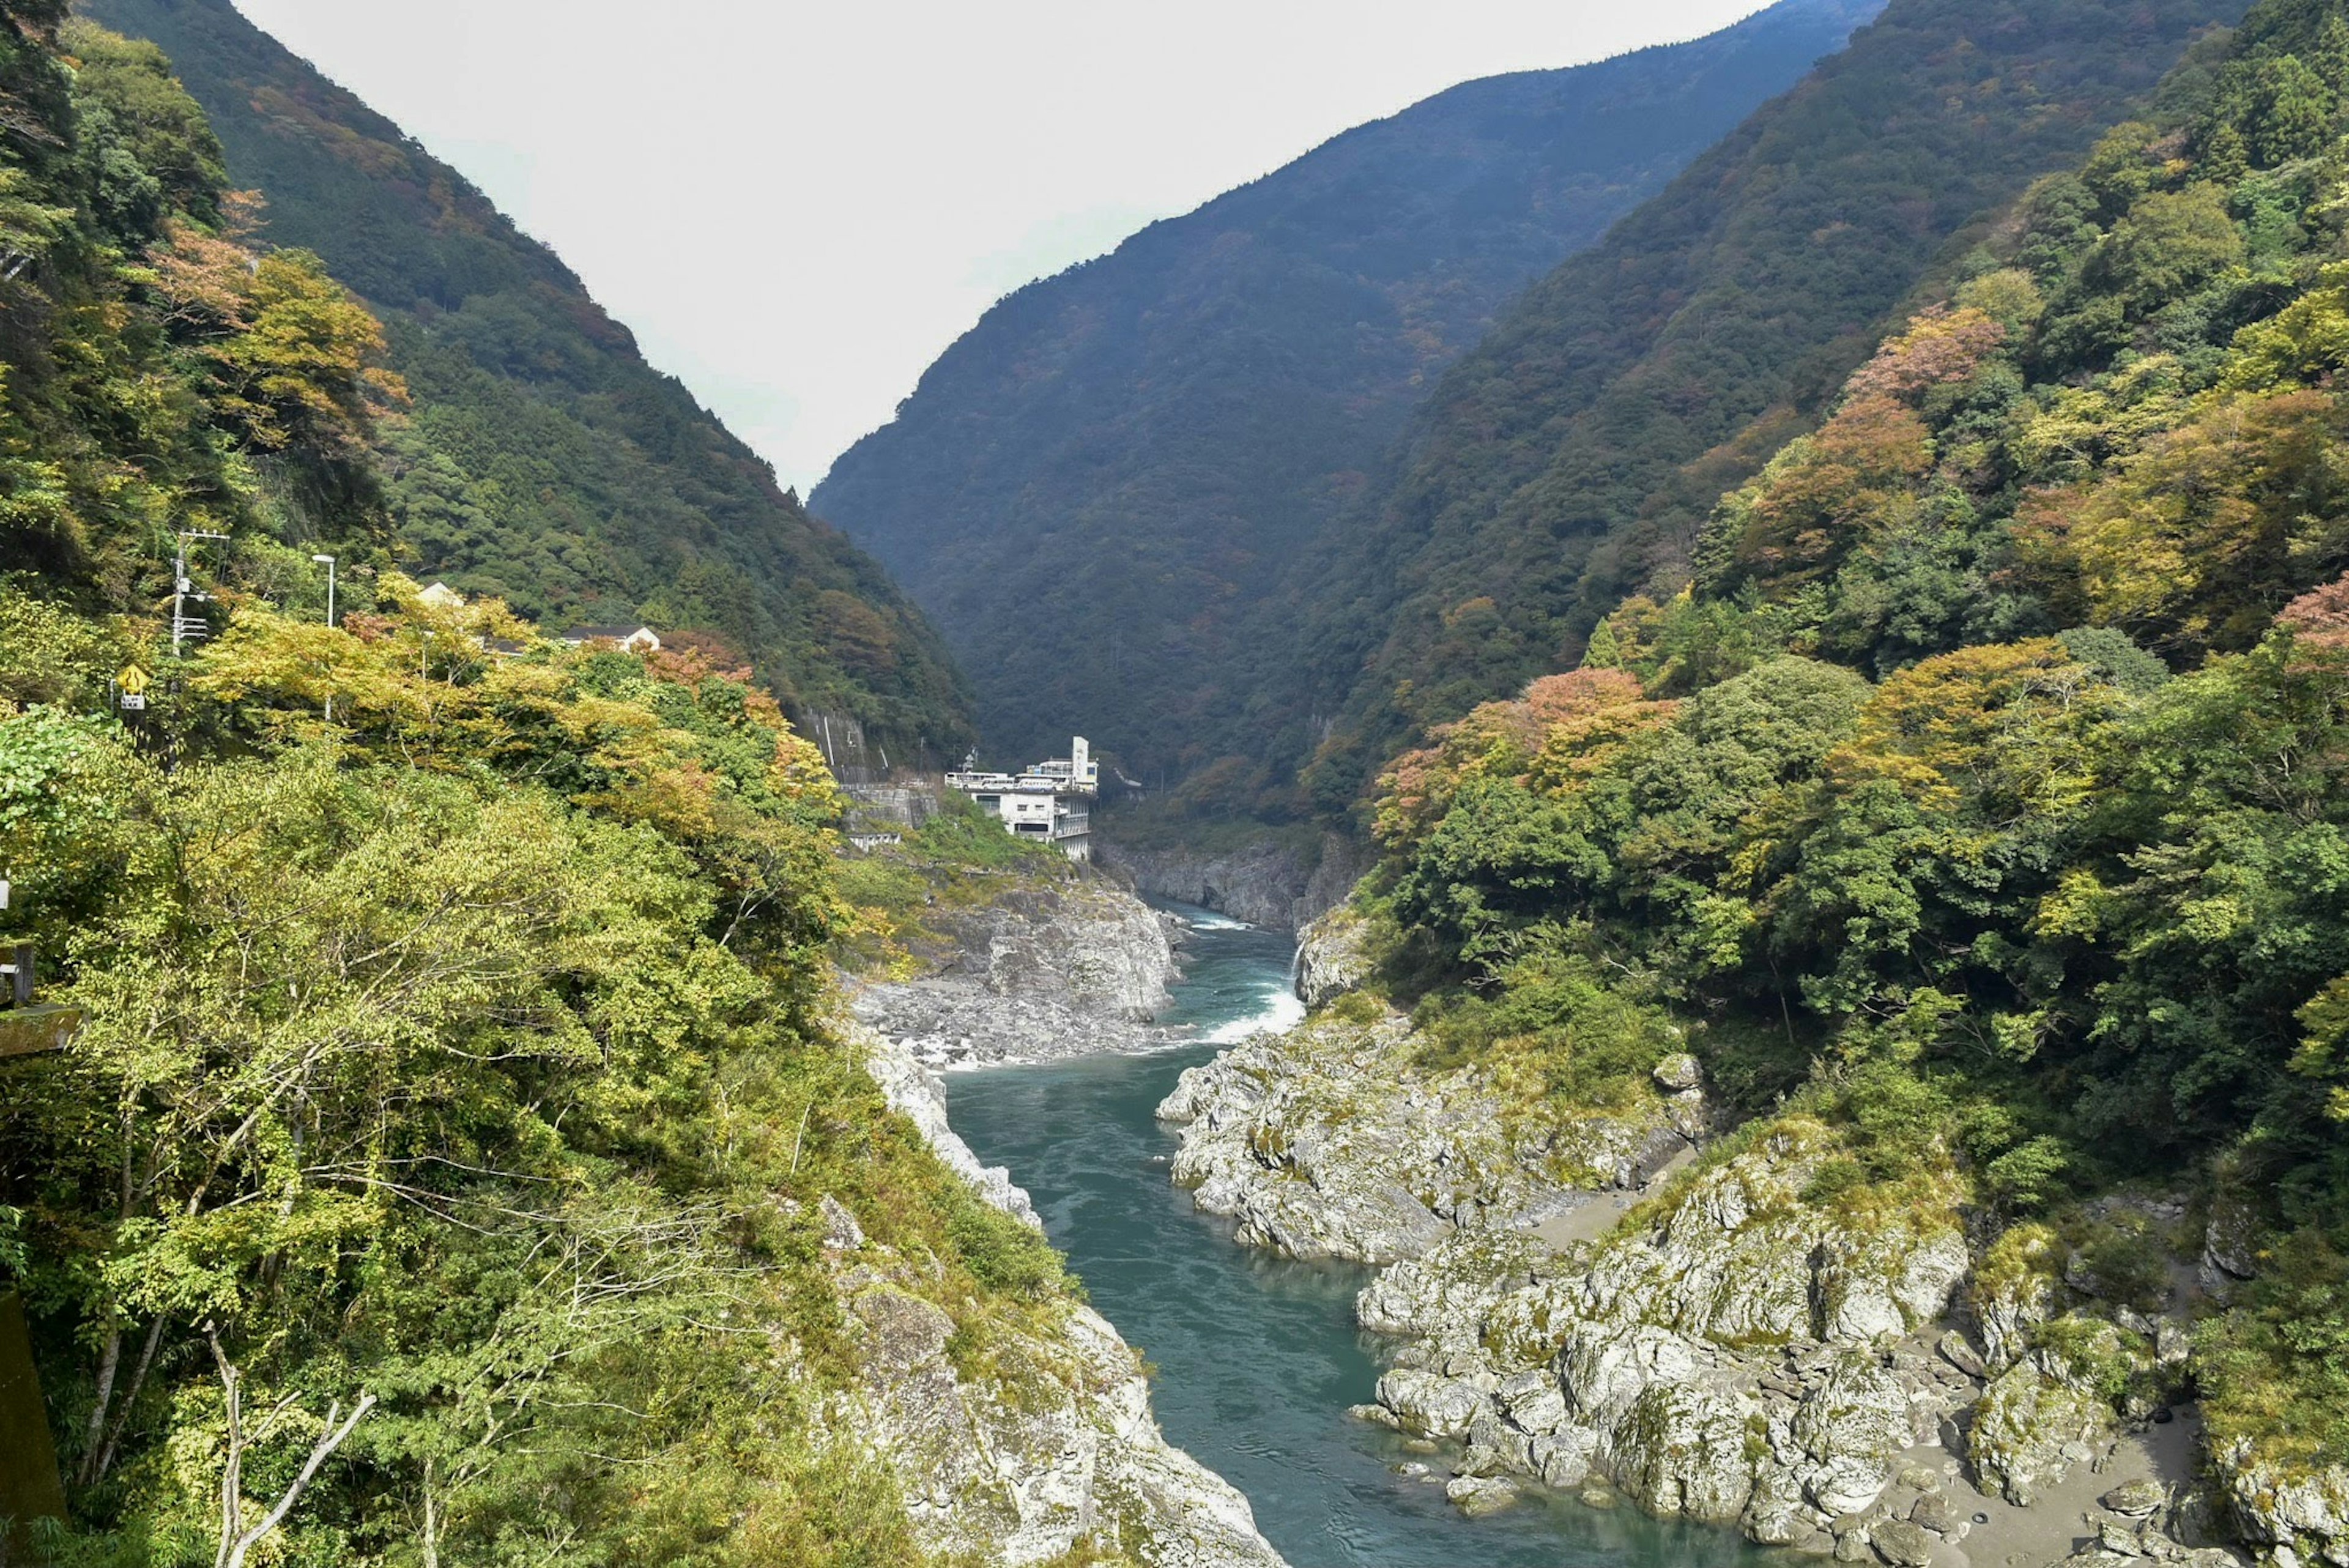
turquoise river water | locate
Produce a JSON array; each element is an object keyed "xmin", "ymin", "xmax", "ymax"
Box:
[{"xmin": 945, "ymin": 904, "xmax": 1775, "ymax": 1568}]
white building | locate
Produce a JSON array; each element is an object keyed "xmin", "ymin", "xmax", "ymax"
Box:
[
  {"xmin": 946, "ymin": 737, "xmax": 1099, "ymax": 861},
  {"xmin": 562, "ymin": 623, "xmax": 662, "ymax": 654}
]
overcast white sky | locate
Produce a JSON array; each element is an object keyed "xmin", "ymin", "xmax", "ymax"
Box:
[{"xmin": 231, "ymin": 1, "xmax": 1774, "ymax": 492}]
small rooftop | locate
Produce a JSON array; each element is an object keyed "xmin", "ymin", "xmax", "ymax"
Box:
[{"xmin": 562, "ymin": 624, "xmax": 662, "ymax": 651}]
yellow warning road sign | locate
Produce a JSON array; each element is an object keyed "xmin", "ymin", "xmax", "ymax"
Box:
[{"xmin": 116, "ymin": 664, "xmax": 150, "ymax": 697}]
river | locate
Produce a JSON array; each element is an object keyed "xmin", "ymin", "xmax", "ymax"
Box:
[{"xmin": 945, "ymin": 904, "xmax": 1773, "ymax": 1568}]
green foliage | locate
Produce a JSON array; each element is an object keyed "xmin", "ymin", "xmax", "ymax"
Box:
[
  {"xmin": 1413, "ymin": 946, "xmax": 1683, "ymax": 1112},
  {"xmin": 2197, "ymin": 1233, "xmax": 2349, "ymax": 1468},
  {"xmin": 907, "ymin": 791, "xmax": 1066, "ymax": 873},
  {"xmin": 0, "ymin": 596, "xmax": 1060, "ymax": 1566},
  {"xmin": 0, "ymin": 16, "xmax": 1041, "ymax": 1556},
  {"xmin": 84, "ymin": 0, "xmax": 973, "ymax": 760},
  {"xmin": 1670, "ymin": 3, "xmax": 2349, "ymax": 679},
  {"xmin": 1292, "ymin": 0, "xmax": 2244, "ymax": 815}
]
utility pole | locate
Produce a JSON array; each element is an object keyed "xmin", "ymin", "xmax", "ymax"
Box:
[
  {"xmin": 171, "ymin": 530, "xmax": 230, "ymax": 658},
  {"xmin": 310, "ymin": 554, "xmax": 336, "ymax": 721}
]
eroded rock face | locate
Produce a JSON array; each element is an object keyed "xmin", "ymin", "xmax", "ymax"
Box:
[
  {"xmin": 852, "ymin": 1024, "xmax": 1287, "ymax": 1567},
  {"xmin": 1158, "ymin": 1016, "xmax": 1679, "ymax": 1264},
  {"xmin": 862, "ymin": 1022, "xmax": 1041, "ymax": 1228},
  {"xmin": 1294, "ymin": 904, "xmax": 1374, "ymax": 1008},
  {"xmin": 1256, "ymin": 1104, "xmax": 1976, "ymax": 1548},
  {"xmin": 1101, "ymin": 834, "xmax": 1370, "ymax": 931},
  {"xmin": 2211, "ymin": 1437, "xmax": 2349, "ymax": 1568},
  {"xmin": 1969, "ymin": 1358, "xmax": 2114, "ymax": 1506},
  {"xmin": 852, "ymin": 874, "xmax": 1181, "ymax": 1066},
  {"xmin": 845, "ymin": 1280, "xmax": 1285, "ymax": 1567}
]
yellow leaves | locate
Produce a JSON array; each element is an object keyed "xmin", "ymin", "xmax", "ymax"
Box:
[
  {"xmin": 2225, "ymin": 260, "xmax": 2349, "ymax": 393},
  {"xmin": 2291, "ymin": 973, "xmax": 2349, "ymax": 1095},
  {"xmin": 1828, "ymin": 639, "xmax": 2120, "ymax": 819},
  {"xmin": 207, "ymin": 248, "xmax": 404, "ymax": 458},
  {"xmin": 2014, "ymin": 388, "xmax": 2349, "ymax": 654},
  {"xmin": 193, "ymin": 608, "xmax": 434, "ymax": 732},
  {"xmin": 2032, "ymin": 868, "xmax": 2111, "ymax": 939},
  {"xmin": 1373, "ymin": 667, "xmax": 1666, "ymax": 846},
  {"xmin": 586, "ymin": 760, "xmax": 724, "ymax": 844},
  {"xmin": 2175, "ymin": 895, "xmax": 2254, "ymax": 943},
  {"xmin": 768, "ymin": 727, "xmax": 844, "ymax": 817}
]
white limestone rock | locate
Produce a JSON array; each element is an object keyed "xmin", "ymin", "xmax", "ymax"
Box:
[
  {"xmin": 1968, "ymin": 1358, "xmax": 2113, "ymax": 1506},
  {"xmin": 2211, "ymin": 1436, "xmax": 2349, "ymax": 1568},
  {"xmin": 1294, "ymin": 904, "xmax": 1375, "ymax": 1007},
  {"xmin": 1159, "ymin": 1017, "xmax": 1628, "ymax": 1263},
  {"xmin": 848, "ymin": 1022, "xmax": 1285, "ymax": 1566}
]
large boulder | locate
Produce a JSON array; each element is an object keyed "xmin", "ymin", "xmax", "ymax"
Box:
[
  {"xmin": 1375, "ymin": 1368, "xmax": 1488, "ymax": 1440},
  {"xmin": 1790, "ymin": 1356, "xmax": 1914, "ymax": 1514},
  {"xmin": 2211, "ymin": 1436, "xmax": 2349, "ymax": 1568},
  {"xmin": 1611, "ymin": 1380, "xmax": 1759, "ymax": 1522},
  {"xmin": 1294, "ymin": 905, "xmax": 1375, "ymax": 1008},
  {"xmin": 1969, "ymin": 1359, "xmax": 2113, "ymax": 1506},
  {"xmin": 1162, "ymin": 1016, "xmax": 1620, "ymax": 1263}
]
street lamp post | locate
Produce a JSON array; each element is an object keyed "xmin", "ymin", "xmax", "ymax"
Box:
[
  {"xmin": 310, "ymin": 554, "xmax": 335, "ymax": 721},
  {"xmin": 310, "ymin": 554, "xmax": 336, "ymax": 628}
]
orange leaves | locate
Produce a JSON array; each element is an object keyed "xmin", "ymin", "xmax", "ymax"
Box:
[
  {"xmin": 1844, "ymin": 306, "xmax": 2008, "ymax": 404},
  {"xmin": 2279, "ymin": 570, "xmax": 2349, "ymax": 652},
  {"xmin": 144, "ymin": 215, "xmax": 256, "ymax": 337},
  {"xmin": 1713, "ymin": 393, "xmax": 1936, "ymax": 593},
  {"xmin": 1374, "ymin": 667, "xmax": 1670, "ymax": 847}
]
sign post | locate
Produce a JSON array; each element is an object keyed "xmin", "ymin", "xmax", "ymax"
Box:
[{"xmin": 115, "ymin": 663, "xmax": 149, "ymax": 714}]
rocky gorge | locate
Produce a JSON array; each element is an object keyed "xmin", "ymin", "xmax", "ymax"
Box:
[
  {"xmin": 826, "ymin": 1022, "xmax": 1290, "ymax": 1567},
  {"xmin": 1156, "ymin": 960, "xmax": 2346, "ymax": 1568},
  {"xmin": 849, "ymin": 865, "xmax": 1185, "ymax": 1067},
  {"xmin": 1100, "ymin": 833, "xmax": 1371, "ymax": 933}
]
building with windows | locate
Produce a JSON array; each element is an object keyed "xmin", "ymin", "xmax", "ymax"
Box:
[{"xmin": 946, "ymin": 737, "xmax": 1099, "ymax": 861}]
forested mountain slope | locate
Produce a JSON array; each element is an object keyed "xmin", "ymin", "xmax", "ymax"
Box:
[
  {"xmin": 1299, "ymin": 1, "xmax": 2349, "ymax": 1553},
  {"xmin": 80, "ymin": 0, "xmax": 973, "ymax": 760},
  {"xmin": 1285, "ymin": 0, "xmax": 2251, "ymax": 812},
  {"xmin": 0, "ymin": 9, "xmax": 1242, "ymax": 1562},
  {"xmin": 813, "ymin": 0, "xmax": 1885, "ymax": 773}
]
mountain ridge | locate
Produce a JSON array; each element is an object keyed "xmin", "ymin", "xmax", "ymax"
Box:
[
  {"xmin": 814, "ymin": 0, "xmax": 1890, "ymax": 773},
  {"xmin": 81, "ymin": 0, "xmax": 976, "ymax": 760}
]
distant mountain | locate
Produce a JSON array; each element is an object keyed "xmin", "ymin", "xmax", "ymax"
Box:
[
  {"xmin": 812, "ymin": 0, "xmax": 1888, "ymax": 775},
  {"xmin": 1291, "ymin": 0, "xmax": 2251, "ymax": 810},
  {"xmin": 83, "ymin": 0, "xmax": 973, "ymax": 760}
]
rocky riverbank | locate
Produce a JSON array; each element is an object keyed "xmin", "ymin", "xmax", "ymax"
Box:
[
  {"xmin": 1100, "ymin": 833, "xmax": 1369, "ymax": 932},
  {"xmin": 1157, "ymin": 1009, "xmax": 2289, "ymax": 1568},
  {"xmin": 837, "ymin": 1025, "xmax": 1289, "ymax": 1567},
  {"xmin": 850, "ymin": 869, "xmax": 1183, "ymax": 1068}
]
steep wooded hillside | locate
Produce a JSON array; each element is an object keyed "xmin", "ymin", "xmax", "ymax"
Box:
[
  {"xmin": 1323, "ymin": 4, "xmax": 2349, "ymax": 1550},
  {"xmin": 813, "ymin": 0, "xmax": 1886, "ymax": 773},
  {"xmin": 0, "ymin": 12, "xmax": 1231, "ymax": 1561},
  {"xmin": 80, "ymin": 0, "xmax": 973, "ymax": 760},
  {"xmin": 1292, "ymin": 0, "xmax": 2252, "ymax": 812}
]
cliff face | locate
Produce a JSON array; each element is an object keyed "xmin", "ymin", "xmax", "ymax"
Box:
[
  {"xmin": 1099, "ymin": 833, "xmax": 1370, "ymax": 932},
  {"xmin": 1157, "ymin": 1013, "xmax": 2249, "ymax": 1566},
  {"xmin": 851, "ymin": 871, "xmax": 1181, "ymax": 1066},
  {"xmin": 848, "ymin": 1025, "xmax": 1288, "ymax": 1567}
]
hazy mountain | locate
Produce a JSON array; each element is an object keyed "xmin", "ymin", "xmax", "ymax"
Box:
[{"xmin": 813, "ymin": 0, "xmax": 1888, "ymax": 773}]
